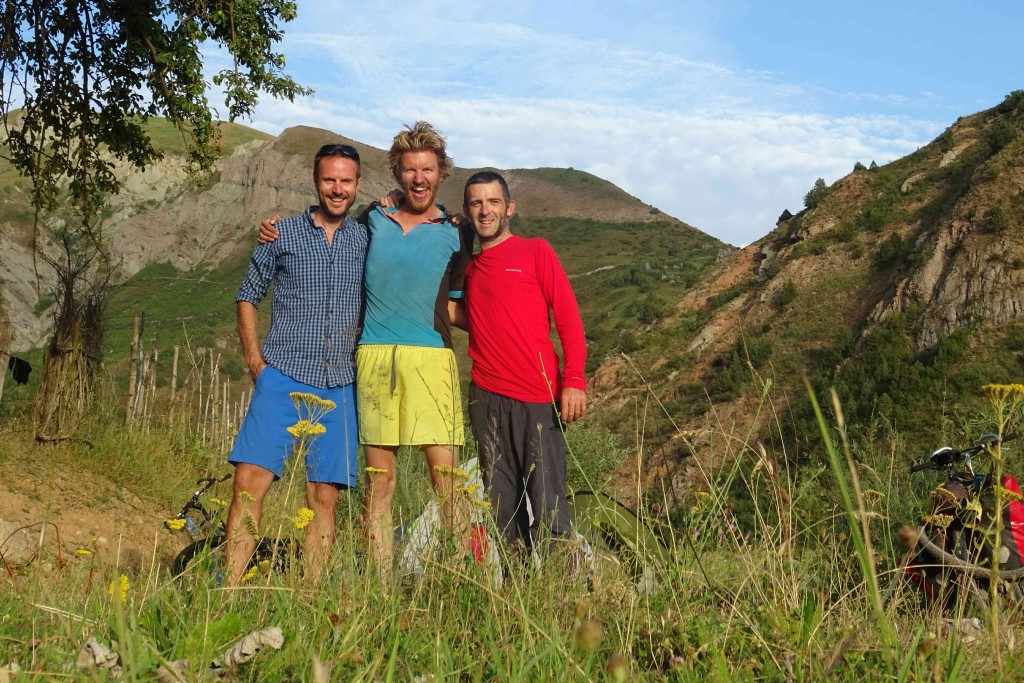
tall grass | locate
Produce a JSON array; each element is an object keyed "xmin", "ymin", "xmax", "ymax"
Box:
[{"xmin": 4, "ymin": 370, "xmax": 1024, "ymax": 680}]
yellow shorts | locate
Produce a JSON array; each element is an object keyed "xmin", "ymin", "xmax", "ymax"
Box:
[{"xmin": 355, "ymin": 344, "xmax": 465, "ymax": 447}]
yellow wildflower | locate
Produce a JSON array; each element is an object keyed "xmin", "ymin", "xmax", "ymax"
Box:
[
  {"xmin": 998, "ymin": 485, "xmax": 1024, "ymax": 502},
  {"xmin": 433, "ymin": 464, "xmax": 469, "ymax": 480},
  {"xmin": 239, "ymin": 491, "xmax": 256, "ymax": 503},
  {"xmin": 240, "ymin": 565, "xmax": 259, "ymax": 583},
  {"xmin": 365, "ymin": 467, "xmax": 388, "ymax": 475},
  {"xmin": 76, "ymin": 549, "xmax": 93, "ymax": 556},
  {"xmin": 461, "ymin": 483, "xmax": 482, "ymax": 497},
  {"xmin": 469, "ymin": 497, "xmax": 492, "ymax": 510},
  {"xmin": 289, "ymin": 392, "xmax": 337, "ymax": 426},
  {"xmin": 287, "ymin": 420, "xmax": 309, "ymax": 437},
  {"xmin": 922, "ymin": 514, "xmax": 955, "ymax": 529},
  {"xmin": 258, "ymin": 559, "xmax": 272, "ymax": 575},
  {"xmin": 982, "ymin": 384, "xmax": 1024, "ymax": 401},
  {"xmin": 287, "ymin": 420, "xmax": 327, "ymax": 438},
  {"xmin": 165, "ymin": 518, "xmax": 186, "ymax": 531},
  {"xmin": 291, "ymin": 507, "xmax": 315, "ymax": 529},
  {"xmin": 210, "ymin": 498, "xmax": 227, "ymax": 507},
  {"xmin": 290, "ymin": 391, "xmax": 316, "ymax": 407},
  {"xmin": 108, "ymin": 575, "xmax": 129, "ymax": 602}
]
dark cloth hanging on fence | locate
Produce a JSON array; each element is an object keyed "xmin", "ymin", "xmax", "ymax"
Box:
[{"xmin": 7, "ymin": 356, "xmax": 31, "ymax": 384}]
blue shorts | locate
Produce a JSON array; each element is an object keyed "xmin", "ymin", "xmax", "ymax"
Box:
[{"xmin": 228, "ymin": 366, "xmax": 359, "ymax": 487}]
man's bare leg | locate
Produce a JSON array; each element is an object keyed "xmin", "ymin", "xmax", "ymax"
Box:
[
  {"xmin": 304, "ymin": 481, "xmax": 339, "ymax": 581},
  {"xmin": 362, "ymin": 445, "xmax": 398, "ymax": 583},
  {"xmin": 225, "ymin": 463, "xmax": 275, "ymax": 585},
  {"xmin": 423, "ymin": 445, "xmax": 472, "ymax": 556}
]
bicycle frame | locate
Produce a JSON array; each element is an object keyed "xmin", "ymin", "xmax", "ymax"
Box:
[
  {"xmin": 167, "ymin": 473, "xmax": 231, "ymax": 541},
  {"xmin": 904, "ymin": 435, "xmax": 1024, "ymax": 608}
]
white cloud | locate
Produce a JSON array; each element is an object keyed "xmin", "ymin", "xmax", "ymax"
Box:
[
  {"xmin": 250, "ymin": 91, "xmax": 940, "ymax": 245},
  {"xmin": 227, "ymin": 2, "xmax": 950, "ymax": 246}
]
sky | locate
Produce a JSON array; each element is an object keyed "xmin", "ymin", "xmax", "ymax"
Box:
[{"xmin": 212, "ymin": 0, "xmax": 1024, "ymax": 246}]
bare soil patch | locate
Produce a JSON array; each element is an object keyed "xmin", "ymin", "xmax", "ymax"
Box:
[{"xmin": 0, "ymin": 450, "xmax": 184, "ymax": 572}]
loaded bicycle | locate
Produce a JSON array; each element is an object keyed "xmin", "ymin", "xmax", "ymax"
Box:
[
  {"xmin": 902, "ymin": 433, "xmax": 1024, "ymax": 610},
  {"xmin": 166, "ymin": 473, "xmax": 297, "ymax": 577}
]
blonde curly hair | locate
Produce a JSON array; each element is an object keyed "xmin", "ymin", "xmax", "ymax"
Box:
[{"xmin": 387, "ymin": 121, "xmax": 453, "ymax": 181}]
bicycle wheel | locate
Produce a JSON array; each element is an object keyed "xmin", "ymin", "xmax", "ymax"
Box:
[
  {"xmin": 172, "ymin": 534, "xmax": 226, "ymax": 576},
  {"xmin": 172, "ymin": 535, "xmax": 299, "ymax": 578},
  {"xmin": 252, "ymin": 537, "xmax": 299, "ymax": 573}
]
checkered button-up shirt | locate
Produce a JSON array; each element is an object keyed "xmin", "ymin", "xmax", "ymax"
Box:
[{"xmin": 237, "ymin": 206, "xmax": 368, "ymax": 388}]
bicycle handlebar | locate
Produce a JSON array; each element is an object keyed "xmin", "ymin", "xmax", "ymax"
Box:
[{"xmin": 909, "ymin": 434, "xmax": 1017, "ymax": 474}]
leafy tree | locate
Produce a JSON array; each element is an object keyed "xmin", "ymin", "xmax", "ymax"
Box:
[
  {"xmin": 853, "ymin": 161, "xmax": 867, "ymax": 172},
  {"xmin": 0, "ymin": 0, "xmax": 309, "ymax": 439},
  {"xmin": 1, "ymin": 0, "xmax": 308, "ymax": 219},
  {"xmin": 803, "ymin": 178, "xmax": 829, "ymax": 209},
  {"xmin": 869, "ymin": 160, "xmax": 879, "ymax": 170}
]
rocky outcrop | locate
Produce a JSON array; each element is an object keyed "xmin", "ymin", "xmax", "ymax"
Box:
[
  {"xmin": 869, "ymin": 148, "xmax": 1024, "ymax": 349},
  {"xmin": 0, "ymin": 239, "xmax": 50, "ymax": 349}
]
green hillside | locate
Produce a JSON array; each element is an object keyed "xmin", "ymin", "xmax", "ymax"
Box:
[
  {"xmin": 516, "ymin": 216, "xmax": 724, "ymax": 369},
  {"xmin": 98, "ymin": 212, "xmax": 725, "ymax": 388},
  {"xmin": 142, "ymin": 117, "xmax": 272, "ymax": 158},
  {"xmin": 595, "ymin": 91, "xmax": 1024, "ymax": 452}
]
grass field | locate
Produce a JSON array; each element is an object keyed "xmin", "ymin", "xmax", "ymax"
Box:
[{"xmin": 3, "ymin": 374, "xmax": 1024, "ymax": 681}]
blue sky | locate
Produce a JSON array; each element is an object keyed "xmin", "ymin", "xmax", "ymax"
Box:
[{"xmin": 220, "ymin": 0, "xmax": 1023, "ymax": 246}]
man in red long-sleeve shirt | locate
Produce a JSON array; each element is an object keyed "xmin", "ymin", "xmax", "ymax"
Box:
[{"xmin": 459, "ymin": 171, "xmax": 588, "ymax": 560}]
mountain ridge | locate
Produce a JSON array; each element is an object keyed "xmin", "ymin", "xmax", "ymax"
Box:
[
  {"xmin": 0, "ymin": 120, "xmax": 724, "ymax": 352},
  {"xmin": 588, "ymin": 91, "xmax": 1024, "ymax": 507}
]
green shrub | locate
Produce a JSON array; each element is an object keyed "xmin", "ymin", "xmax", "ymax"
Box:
[
  {"xmin": 985, "ymin": 119, "xmax": 1017, "ymax": 153},
  {"xmin": 776, "ymin": 281, "xmax": 798, "ymax": 308},
  {"xmin": 873, "ymin": 233, "xmax": 910, "ymax": 269},
  {"xmin": 855, "ymin": 189, "xmax": 903, "ymax": 233},
  {"xmin": 706, "ymin": 282, "xmax": 749, "ymax": 310},
  {"xmin": 33, "ymin": 293, "xmax": 55, "ymax": 316},
  {"xmin": 610, "ymin": 265, "xmax": 651, "ymax": 291},
  {"xmin": 848, "ymin": 239, "xmax": 865, "ymax": 259},
  {"xmin": 997, "ymin": 89, "xmax": 1024, "ymax": 114},
  {"xmin": 983, "ymin": 205, "xmax": 1009, "ymax": 234},
  {"xmin": 803, "ymin": 178, "xmax": 829, "ymax": 209},
  {"xmin": 617, "ymin": 328, "xmax": 639, "ymax": 353},
  {"xmin": 631, "ymin": 294, "xmax": 671, "ymax": 324}
]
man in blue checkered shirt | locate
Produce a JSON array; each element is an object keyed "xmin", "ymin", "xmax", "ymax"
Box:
[{"xmin": 224, "ymin": 143, "xmax": 368, "ymax": 584}]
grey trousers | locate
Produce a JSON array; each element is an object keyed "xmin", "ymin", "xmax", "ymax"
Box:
[{"xmin": 469, "ymin": 383, "xmax": 573, "ymax": 550}]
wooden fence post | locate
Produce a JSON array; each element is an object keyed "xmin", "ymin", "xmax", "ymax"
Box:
[{"xmin": 125, "ymin": 315, "xmax": 141, "ymax": 421}]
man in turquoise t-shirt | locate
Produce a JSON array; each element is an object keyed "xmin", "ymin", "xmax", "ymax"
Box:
[{"xmin": 260, "ymin": 122, "xmax": 474, "ymax": 581}]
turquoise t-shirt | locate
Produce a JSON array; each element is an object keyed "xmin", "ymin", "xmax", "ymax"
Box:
[{"xmin": 360, "ymin": 204, "xmax": 474, "ymax": 349}]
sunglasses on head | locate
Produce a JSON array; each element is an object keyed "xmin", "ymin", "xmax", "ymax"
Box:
[{"xmin": 315, "ymin": 143, "xmax": 360, "ymax": 162}]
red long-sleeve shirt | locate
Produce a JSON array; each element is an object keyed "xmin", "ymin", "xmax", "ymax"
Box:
[{"xmin": 465, "ymin": 235, "xmax": 586, "ymax": 403}]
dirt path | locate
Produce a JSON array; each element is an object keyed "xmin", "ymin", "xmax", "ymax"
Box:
[{"xmin": 0, "ymin": 453, "xmax": 185, "ymax": 572}]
